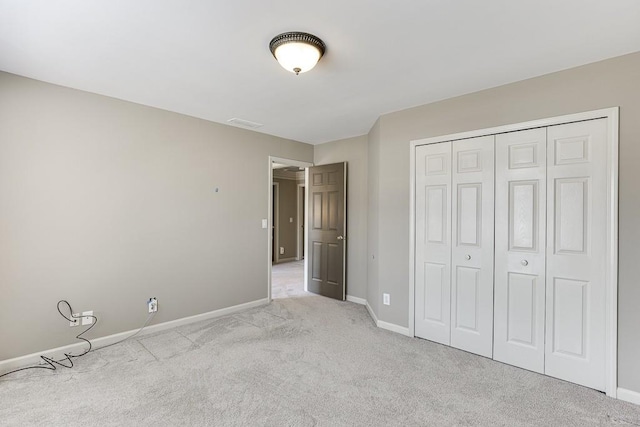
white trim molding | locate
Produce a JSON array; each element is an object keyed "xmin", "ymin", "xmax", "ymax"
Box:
[
  {"xmin": 366, "ymin": 301, "xmax": 379, "ymax": 325},
  {"xmin": 617, "ymin": 388, "xmax": 640, "ymax": 406},
  {"xmin": 272, "ymin": 181, "xmax": 280, "ymax": 263},
  {"xmin": 0, "ymin": 298, "xmax": 268, "ymax": 375},
  {"xmin": 346, "ymin": 295, "xmax": 367, "ymax": 305},
  {"xmin": 409, "ymin": 107, "xmax": 619, "ymax": 397},
  {"xmin": 296, "ymin": 183, "xmax": 305, "ymax": 261},
  {"xmin": 273, "ymin": 169, "xmax": 305, "ymax": 181},
  {"xmin": 377, "ymin": 321, "xmax": 412, "ymax": 337},
  {"xmin": 363, "ymin": 300, "xmax": 411, "ymax": 337}
]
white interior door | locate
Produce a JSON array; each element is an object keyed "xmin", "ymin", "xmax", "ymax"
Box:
[
  {"xmin": 415, "ymin": 142, "xmax": 452, "ymax": 345},
  {"xmin": 494, "ymin": 128, "xmax": 547, "ymax": 373},
  {"xmin": 450, "ymin": 135, "xmax": 495, "ymax": 358},
  {"xmin": 545, "ymin": 119, "xmax": 608, "ymax": 391}
]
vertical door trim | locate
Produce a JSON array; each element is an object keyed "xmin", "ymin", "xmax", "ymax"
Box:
[
  {"xmin": 606, "ymin": 108, "xmax": 619, "ymax": 398},
  {"xmin": 272, "ymin": 182, "xmax": 280, "ymax": 263},
  {"xmin": 296, "ymin": 183, "xmax": 305, "ymax": 261},
  {"xmin": 268, "ymin": 156, "xmax": 314, "ymax": 303},
  {"xmin": 343, "ymin": 162, "xmax": 348, "ymax": 300},
  {"xmin": 408, "ymin": 107, "xmax": 619, "ymax": 397}
]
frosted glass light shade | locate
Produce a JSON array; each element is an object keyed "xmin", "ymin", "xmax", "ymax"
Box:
[
  {"xmin": 269, "ymin": 32, "xmax": 326, "ymax": 75},
  {"xmin": 274, "ymin": 42, "xmax": 321, "ymax": 74}
]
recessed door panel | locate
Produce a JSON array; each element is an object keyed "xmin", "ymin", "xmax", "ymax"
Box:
[
  {"xmin": 494, "ymin": 128, "xmax": 546, "ymax": 373},
  {"xmin": 509, "ymin": 143, "xmax": 539, "ymax": 169},
  {"xmin": 552, "ymin": 278, "xmax": 588, "ymax": 357},
  {"xmin": 455, "ymin": 266, "xmax": 479, "ymax": 332},
  {"xmin": 311, "ymin": 242, "xmax": 322, "ymax": 281},
  {"xmin": 457, "ymin": 149, "xmax": 482, "ymax": 173},
  {"xmin": 327, "ymin": 172, "xmax": 338, "ymax": 185},
  {"xmin": 312, "ymin": 193, "xmax": 323, "ymax": 230},
  {"xmin": 327, "ymin": 243, "xmax": 340, "ymax": 285},
  {"xmin": 507, "ymin": 273, "xmax": 537, "ymax": 346},
  {"xmin": 415, "ymin": 142, "xmax": 452, "ymax": 345},
  {"xmin": 328, "ymin": 191, "xmax": 339, "ymax": 231},
  {"xmin": 457, "ymin": 184, "xmax": 481, "ymax": 246},
  {"xmin": 555, "ymin": 137, "xmax": 589, "ymax": 165},
  {"xmin": 545, "ymin": 119, "xmax": 607, "ymax": 391},
  {"xmin": 426, "ymin": 186, "xmax": 446, "ymax": 244},
  {"xmin": 555, "ymin": 178, "xmax": 588, "ymax": 254},
  {"xmin": 426, "ymin": 154, "xmax": 447, "ymax": 175},
  {"xmin": 510, "ymin": 181, "xmax": 537, "ymax": 251},
  {"xmin": 424, "ymin": 262, "xmax": 445, "ymax": 323},
  {"xmin": 450, "ymin": 135, "xmax": 494, "ymax": 358}
]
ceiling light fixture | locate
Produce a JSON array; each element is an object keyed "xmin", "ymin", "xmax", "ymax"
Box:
[{"xmin": 269, "ymin": 32, "xmax": 326, "ymax": 75}]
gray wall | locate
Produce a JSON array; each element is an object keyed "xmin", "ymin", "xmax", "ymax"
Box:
[
  {"xmin": 0, "ymin": 72, "xmax": 313, "ymax": 360},
  {"xmin": 366, "ymin": 51, "xmax": 640, "ymax": 392},
  {"xmin": 314, "ymin": 135, "xmax": 368, "ymax": 300},
  {"xmin": 273, "ymin": 178, "xmax": 301, "ymax": 260}
]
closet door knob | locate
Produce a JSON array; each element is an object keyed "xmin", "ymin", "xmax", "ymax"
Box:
[
  {"xmin": 521, "ymin": 260, "xmax": 529, "ymax": 266},
  {"xmin": 465, "ymin": 255, "xmax": 471, "ymax": 260}
]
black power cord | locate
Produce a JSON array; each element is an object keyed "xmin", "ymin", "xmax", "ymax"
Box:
[{"xmin": 0, "ymin": 300, "xmax": 97, "ymax": 379}]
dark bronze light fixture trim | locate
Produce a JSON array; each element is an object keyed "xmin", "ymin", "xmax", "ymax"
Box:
[{"xmin": 269, "ymin": 32, "xmax": 326, "ymax": 75}]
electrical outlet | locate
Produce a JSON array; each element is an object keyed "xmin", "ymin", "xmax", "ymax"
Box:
[
  {"xmin": 280, "ymin": 247, "xmax": 285, "ymax": 255},
  {"xmin": 70, "ymin": 313, "xmax": 80, "ymax": 327},
  {"xmin": 81, "ymin": 310, "xmax": 94, "ymax": 326},
  {"xmin": 383, "ymin": 293, "xmax": 390, "ymax": 306},
  {"xmin": 148, "ymin": 297, "xmax": 158, "ymax": 313}
]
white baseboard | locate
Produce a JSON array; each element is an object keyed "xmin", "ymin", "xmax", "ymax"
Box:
[
  {"xmin": 377, "ymin": 320, "xmax": 412, "ymax": 337},
  {"xmin": 0, "ymin": 298, "xmax": 269, "ymax": 374},
  {"xmin": 618, "ymin": 388, "xmax": 640, "ymax": 405},
  {"xmin": 365, "ymin": 301, "xmax": 379, "ymax": 324},
  {"xmin": 346, "ymin": 295, "xmax": 367, "ymax": 305},
  {"xmin": 363, "ymin": 301, "xmax": 411, "ymax": 337}
]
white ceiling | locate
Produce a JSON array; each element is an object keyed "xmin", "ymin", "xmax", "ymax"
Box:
[{"xmin": 1, "ymin": 1, "xmax": 639, "ymax": 144}]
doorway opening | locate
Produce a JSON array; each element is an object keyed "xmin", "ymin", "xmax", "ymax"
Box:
[{"xmin": 269, "ymin": 157, "xmax": 313, "ymax": 301}]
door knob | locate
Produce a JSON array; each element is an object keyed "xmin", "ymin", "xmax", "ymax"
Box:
[
  {"xmin": 521, "ymin": 260, "xmax": 529, "ymax": 266},
  {"xmin": 465, "ymin": 255, "xmax": 471, "ymax": 260},
  {"xmin": 337, "ymin": 235, "xmax": 345, "ymax": 241}
]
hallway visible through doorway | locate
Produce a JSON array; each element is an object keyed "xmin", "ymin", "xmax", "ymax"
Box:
[{"xmin": 271, "ymin": 260, "xmax": 307, "ymax": 299}]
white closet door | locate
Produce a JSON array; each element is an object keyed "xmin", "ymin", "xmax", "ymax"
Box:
[
  {"xmin": 415, "ymin": 142, "xmax": 452, "ymax": 345},
  {"xmin": 494, "ymin": 128, "xmax": 547, "ymax": 372},
  {"xmin": 450, "ymin": 136, "xmax": 495, "ymax": 358},
  {"xmin": 545, "ymin": 119, "xmax": 607, "ymax": 391}
]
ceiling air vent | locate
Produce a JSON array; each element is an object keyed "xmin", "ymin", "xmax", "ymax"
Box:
[{"xmin": 227, "ymin": 118, "xmax": 263, "ymax": 129}]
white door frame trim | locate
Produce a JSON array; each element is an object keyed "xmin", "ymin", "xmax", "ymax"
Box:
[
  {"xmin": 272, "ymin": 182, "xmax": 280, "ymax": 263},
  {"xmin": 296, "ymin": 183, "xmax": 305, "ymax": 261},
  {"xmin": 408, "ymin": 107, "xmax": 619, "ymax": 397},
  {"xmin": 268, "ymin": 156, "xmax": 313, "ymax": 302}
]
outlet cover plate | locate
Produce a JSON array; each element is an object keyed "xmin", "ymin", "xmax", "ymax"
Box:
[
  {"xmin": 70, "ymin": 313, "xmax": 81, "ymax": 327},
  {"xmin": 148, "ymin": 297, "xmax": 158, "ymax": 313},
  {"xmin": 81, "ymin": 311, "xmax": 94, "ymax": 326}
]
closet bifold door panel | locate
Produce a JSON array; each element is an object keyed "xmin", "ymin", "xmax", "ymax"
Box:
[
  {"xmin": 414, "ymin": 142, "xmax": 452, "ymax": 345},
  {"xmin": 544, "ymin": 119, "xmax": 607, "ymax": 391},
  {"xmin": 493, "ymin": 128, "xmax": 547, "ymax": 373},
  {"xmin": 450, "ymin": 135, "xmax": 495, "ymax": 358},
  {"xmin": 413, "ymin": 112, "xmax": 615, "ymax": 393}
]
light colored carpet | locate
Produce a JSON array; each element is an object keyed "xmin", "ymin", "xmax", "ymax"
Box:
[
  {"xmin": 1, "ymin": 295, "xmax": 640, "ymax": 426},
  {"xmin": 272, "ymin": 260, "xmax": 306, "ymax": 299}
]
